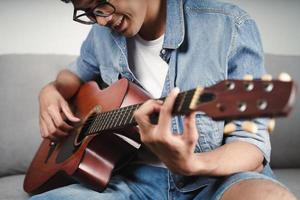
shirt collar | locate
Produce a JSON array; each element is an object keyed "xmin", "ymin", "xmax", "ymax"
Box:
[{"xmin": 163, "ymin": 0, "xmax": 185, "ymax": 49}]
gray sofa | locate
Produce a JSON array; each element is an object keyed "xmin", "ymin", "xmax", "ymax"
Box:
[{"xmin": 0, "ymin": 54, "xmax": 299, "ymax": 200}]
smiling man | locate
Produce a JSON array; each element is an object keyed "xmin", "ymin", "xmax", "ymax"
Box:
[{"xmin": 29, "ymin": 0, "xmax": 296, "ymax": 199}]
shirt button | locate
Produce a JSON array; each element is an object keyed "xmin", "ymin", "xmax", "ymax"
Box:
[{"xmin": 161, "ymin": 49, "xmax": 166, "ymax": 55}]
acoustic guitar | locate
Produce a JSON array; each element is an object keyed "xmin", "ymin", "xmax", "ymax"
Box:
[{"xmin": 23, "ymin": 75, "xmax": 296, "ymax": 194}]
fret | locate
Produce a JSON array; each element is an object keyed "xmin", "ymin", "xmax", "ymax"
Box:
[
  {"xmin": 103, "ymin": 111, "xmax": 112, "ymax": 130},
  {"xmin": 91, "ymin": 113, "xmax": 100, "ymax": 133},
  {"xmin": 94, "ymin": 113, "xmax": 104, "ymax": 133},
  {"xmin": 88, "ymin": 117, "xmax": 97, "ymax": 134},
  {"xmin": 106, "ymin": 110, "xmax": 117, "ymax": 130},
  {"xmin": 116, "ymin": 108, "xmax": 125, "ymax": 128},
  {"xmin": 97, "ymin": 112, "xmax": 106, "ymax": 132},
  {"xmin": 102, "ymin": 111, "xmax": 111, "ymax": 131},
  {"xmin": 176, "ymin": 91, "xmax": 187, "ymax": 114},
  {"xmin": 117, "ymin": 107, "xmax": 127, "ymax": 127},
  {"xmin": 123, "ymin": 106, "xmax": 132, "ymax": 126},
  {"xmin": 184, "ymin": 90, "xmax": 195, "ymax": 111},
  {"xmin": 129, "ymin": 104, "xmax": 139, "ymax": 124},
  {"xmin": 179, "ymin": 90, "xmax": 193, "ymax": 114},
  {"xmin": 111, "ymin": 109, "xmax": 121, "ymax": 129}
]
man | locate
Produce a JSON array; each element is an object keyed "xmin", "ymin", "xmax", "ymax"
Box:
[{"xmin": 30, "ymin": 0, "xmax": 296, "ymax": 199}]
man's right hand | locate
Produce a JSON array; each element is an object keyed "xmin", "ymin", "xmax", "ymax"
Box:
[{"xmin": 39, "ymin": 83, "xmax": 80, "ymax": 141}]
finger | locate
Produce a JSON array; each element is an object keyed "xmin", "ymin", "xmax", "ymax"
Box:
[
  {"xmin": 40, "ymin": 118, "xmax": 48, "ymax": 138},
  {"xmin": 47, "ymin": 105, "xmax": 74, "ymax": 131},
  {"xmin": 158, "ymin": 88, "xmax": 180, "ymax": 129},
  {"xmin": 40, "ymin": 119, "xmax": 60, "ymax": 141},
  {"xmin": 182, "ymin": 112, "xmax": 198, "ymax": 145},
  {"xmin": 134, "ymin": 99, "xmax": 162, "ymax": 130},
  {"xmin": 51, "ymin": 128, "xmax": 69, "ymax": 138},
  {"xmin": 60, "ymin": 101, "xmax": 80, "ymax": 122},
  {"xmin": 41, "ymin": 111, "xmax": 69, "ymax": 138}
]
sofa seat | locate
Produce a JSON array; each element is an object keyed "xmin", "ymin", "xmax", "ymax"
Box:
[
  {"xmin": 0, "ymin": 170, "xmax": 299, "ymax": 200},
  {"xmin": 0, "ymin": 175, "xmax": 29, "ymax": 200},
  {"xmin": 274, "ymin": 169, "xmax": 300, "ymax": 197},
  {"xmin": 0, "ymin": 54, "xmax": 299, "ymax": 199}
]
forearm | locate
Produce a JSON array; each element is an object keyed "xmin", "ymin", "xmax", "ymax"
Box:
[
  {"xmin": 193, "ymin": 141, "xmax": 264, "ymax": 176},
  {"xmin": 50, "ymin": 69, "xmax": 82, "ymax": 100}
]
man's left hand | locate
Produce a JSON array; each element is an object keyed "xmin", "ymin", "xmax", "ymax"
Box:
[{"xmin": 134, "ymin": 88, "xmax": 202, "ymax": 176}]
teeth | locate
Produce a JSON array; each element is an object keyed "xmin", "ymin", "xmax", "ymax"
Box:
[{"xmin": 114, "ymin": 16, "xmax": 123, "ymax": 28}]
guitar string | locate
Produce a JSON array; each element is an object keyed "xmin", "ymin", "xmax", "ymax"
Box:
[
  {"xmin": 82, "ymin": 90, "xmax": 194, "ymax": 124},
  {"xmin": 79, "ymin": 90, "xmax": 196, "ymax": 132}
]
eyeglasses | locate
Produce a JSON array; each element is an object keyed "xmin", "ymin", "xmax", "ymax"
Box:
[{"xmin": 73, "ymin": 0, "xmax": 116, "ymax": 25}]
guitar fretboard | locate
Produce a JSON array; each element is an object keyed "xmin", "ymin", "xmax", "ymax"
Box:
[{"xmin": 84, "ymin": 88, "xmax": 198, "ymax": 135}]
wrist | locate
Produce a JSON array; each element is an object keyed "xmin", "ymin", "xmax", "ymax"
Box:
[{"xmin": 190, "ymin": 153, "xmax": 218, "ymax": 176}]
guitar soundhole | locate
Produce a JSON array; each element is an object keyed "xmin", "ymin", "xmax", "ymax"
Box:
[{"xmin": 76, "ymin": 113, "xmax": 97, "ymax": 145}]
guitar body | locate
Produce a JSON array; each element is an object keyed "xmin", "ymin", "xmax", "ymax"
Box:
[
  {"xmin": 24, "ymin": 76, "xmax": 296, "ymax": 194},
  {"xmin": 24, "ymin": 79, "xmax": 150, "ymax": 194}
]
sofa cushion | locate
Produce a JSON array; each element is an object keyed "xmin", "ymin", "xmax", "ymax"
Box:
[
  {"xmin": 0, "ymin": 175, "xmax": 29, "ymax": 200},
  {"xmin": 273, "ymin": 169, "xmax": 300, "ymax": 198},
  {"xmin": 265, "ymin": 55, "xmax": 300, "ymax": 168},
  {"xmin": 0, "ymin": 54, "xmax": 76, "ymax": 177},
  {"xmin": 0, "ymin": 54, "xmax": 299, "ymax": 173}
]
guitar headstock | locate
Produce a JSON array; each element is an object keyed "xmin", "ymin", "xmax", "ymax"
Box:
[{"xmin": 189, "ymin": 73, "xmax": 297, "ymax": 121}]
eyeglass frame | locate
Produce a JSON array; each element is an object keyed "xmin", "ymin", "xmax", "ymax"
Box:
[{"xmin": 73, "ymin": 0, "xmax": 116, "ymax": 25}]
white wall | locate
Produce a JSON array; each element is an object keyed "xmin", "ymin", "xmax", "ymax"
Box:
[
  {"xmin": 0, "ymin": 0, "xmax": 299, "ymax": 55},
  {"xmin": 0, "ymin": 0, "xmax": 90, "ymax": 55},
  {"xmin": 224, "ymin": 0, "xmax": 300, "ymax": 56}
]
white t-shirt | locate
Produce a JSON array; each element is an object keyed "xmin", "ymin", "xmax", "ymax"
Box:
[
  {"xmin": 127, "ymin": 34, "xmax": 168, "ymax": 167},
  {"xmin": 127, "ymin": 34, "xmax": 169, "ymax": 98}
]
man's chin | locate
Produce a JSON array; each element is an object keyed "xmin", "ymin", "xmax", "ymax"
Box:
[{"xmin": 121, "ymin": 29, "xmax": 139, "ymax": 38}]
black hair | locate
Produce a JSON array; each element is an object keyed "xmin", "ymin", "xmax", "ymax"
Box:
[{"xmin": 61, "ymin": 0, "xmax": 72, "ymax": 3}]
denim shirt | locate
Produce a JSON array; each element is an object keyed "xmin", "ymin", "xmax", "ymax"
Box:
[{"xmin": 69, "ymin": 0, "xmax": 271, "ymax": 192}]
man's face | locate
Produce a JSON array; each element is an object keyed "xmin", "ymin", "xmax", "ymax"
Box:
[{"xmin": 73, "ymin": 0, "xmax": 148, "ymax": 37}]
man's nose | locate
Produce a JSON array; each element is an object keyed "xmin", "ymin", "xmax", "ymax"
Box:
[{"xmin": 96, "ymin": 15, "xmax": 113, "ymax": 26}]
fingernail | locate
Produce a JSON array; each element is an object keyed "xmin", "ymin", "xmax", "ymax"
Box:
[
  {"xmin": 173, "ymin": 87, "xmax": 180, "ymax": 93},
  {"xmin": 156, "ymin": 100, "xmax": 164, "ymax": 104}
]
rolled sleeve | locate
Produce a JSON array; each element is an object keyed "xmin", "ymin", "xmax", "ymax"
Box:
[
  {"xmin": 68, "ymin": 26, "xmax": 100, "ymax": 82},
  {"xmin": 224, "ymin": 118, "xmax": 271, "ymax": 163},
  {"xmin": 226, "ymin": 17, "xmax": 271, "ymax": 163}
]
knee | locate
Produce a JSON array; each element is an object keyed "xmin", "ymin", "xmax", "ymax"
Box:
[{"xmin": 220, "ymin": 179, "xmax": 297, "ymax": 200}]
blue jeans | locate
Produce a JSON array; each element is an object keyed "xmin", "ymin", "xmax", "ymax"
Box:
[{"xmin": 29, "ymin": 163, "xmax": 284, "ymax": 200}]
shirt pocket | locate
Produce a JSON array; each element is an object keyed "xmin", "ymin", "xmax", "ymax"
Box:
[{"xmin": 195, "ymin": 112, "xmax": 224, "ymax": 152}]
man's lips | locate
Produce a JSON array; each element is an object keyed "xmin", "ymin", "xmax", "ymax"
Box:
[{"xmin": 112, "ymin": 15, "xmax": 126, "ymax": 32}]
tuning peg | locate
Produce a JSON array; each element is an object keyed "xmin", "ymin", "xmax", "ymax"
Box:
[
  {"xmin": 224, "ymin": 123, "xmax": 237, "ymax": 135},
  {"xmin": 267, "ymin": 119, "xmax": 276, "ymax": 134},
  {"xmin": 261, "ymin": 74, "xmax": 273, "ymax": 81},
  {"xmin": 278, "ymin": 72, "xmax": 292, "ymax": 82},
  {"xmin": 243, "ymin": 74, "xmax": 253, "ymax": 81},
  {"xmin": 241, "ymin": 121, "xmax": 258, "ymax": 134}
]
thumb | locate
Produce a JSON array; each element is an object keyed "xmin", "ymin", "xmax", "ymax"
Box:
[{"xmin": 60, "ymin": 100, "xmax": 80, "ymax": 122}]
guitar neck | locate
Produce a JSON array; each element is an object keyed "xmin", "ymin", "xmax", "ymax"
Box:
[
  {"xmin": 84, "ymin": 79, "xmax": 296, "ymax": 136},
  {"xmin": 84, "ymin": 89, "xmax": 197, "ymax": 135}
]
